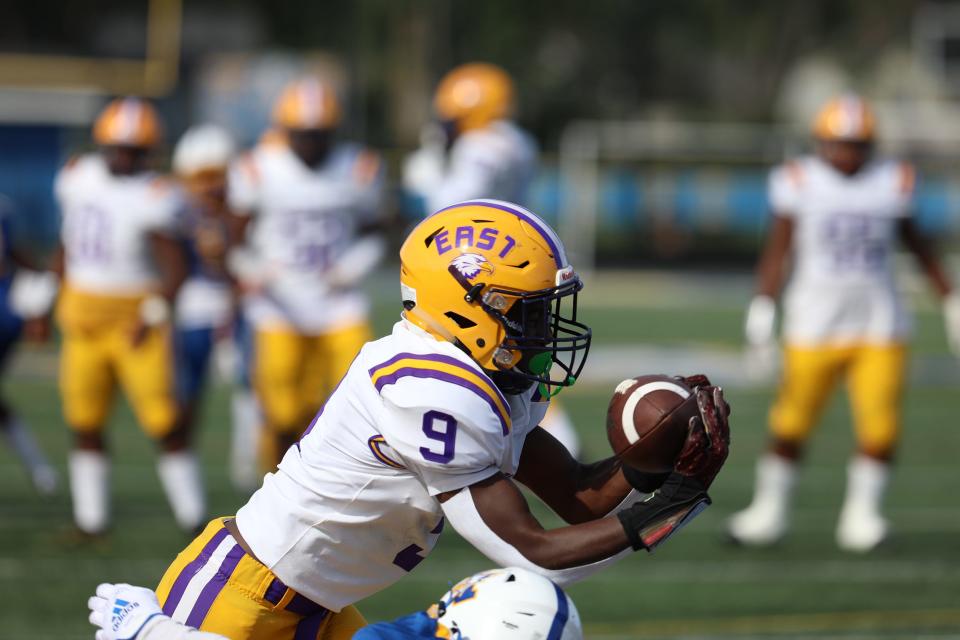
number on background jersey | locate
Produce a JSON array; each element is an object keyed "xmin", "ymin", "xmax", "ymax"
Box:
[
  {"xmin": 821, "ymin": 214, "xmax": 887, "ymax": 272},
  {"xmin": 420, "ymin": 410, "xmax": 457, "ymax": 464},
  {"xmin": 69, "ymin": 205, "xmax": 110, "ymax": 262},
  {"xmin": 283, "ymin": 209, "xmax": 347, "ymax": 271}
]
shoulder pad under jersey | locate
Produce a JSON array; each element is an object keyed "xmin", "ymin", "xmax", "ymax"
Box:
[{"xmin": 367, "ymin": 350, "xmax": 512, "ymax": 437}]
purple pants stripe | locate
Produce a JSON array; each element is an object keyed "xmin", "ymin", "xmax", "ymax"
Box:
[
  {"xmin": 294, "ymin": 609, "xmax": 330, "ymax": 640},
  {"xmin": 162, "ymin": 527, "xmax": 230, "ymax": 616},
  {"xmin": 185, "ymin": 543, "xmax": 245, "ymax": 629}
]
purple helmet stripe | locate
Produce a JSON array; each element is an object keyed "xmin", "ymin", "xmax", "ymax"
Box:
[
  {"xmin": 374, "ymin": 367, "xmax": 510, "ymax": 435},
  {"xmin": 185, "ymin": 543, "xmax": 245, "ymax": 628},
  {"xmin": 368, "ymin": 351, "xmax": 510, "ymax": 411},
  {"xmin": 162, "ymin": 527, "xmax": 230, "ymax": 616},
  {"xmin": 433, "ymin": 199, "xmax": 567, "ymax": 269}
]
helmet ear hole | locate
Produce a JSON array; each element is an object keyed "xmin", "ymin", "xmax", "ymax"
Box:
[{"xmin": 444, "ymin": 311, "xmax": 477, "ymax": 329}]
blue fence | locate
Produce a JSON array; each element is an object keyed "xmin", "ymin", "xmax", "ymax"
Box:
[
  {"xmin": 406, "ymin": 166, "xmax": 960, "ymax": 237},
  {"xmin": 3, "ymin": 124, "xmax": 958, "ymax": 249}
]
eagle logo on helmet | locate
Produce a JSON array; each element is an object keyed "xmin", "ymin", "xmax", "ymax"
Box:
[{"xmin": 450, "ymin": 253, "xmax": 494, "ymax": 280}]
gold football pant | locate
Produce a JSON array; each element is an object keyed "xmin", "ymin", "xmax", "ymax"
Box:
[
  {"xmin": 59, "ymin": 322, "xmax": 177, "ymax": 438},
  {"xmin": 769, "ymin": 343, "xmax": 907, "ymax": 456},
  {"xmin": 157, "ymin": 518, "xmax": 366, "ymax": 640},
  {"xmin": 253, "ymin": 323, "xmax": 371, "ymax": 436}
]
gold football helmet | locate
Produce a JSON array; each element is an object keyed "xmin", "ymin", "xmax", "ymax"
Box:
[
  {"xmin": 272, "ymin": 77, "xmax": 341, "ymax": 131},
  {"xmin": 434, "ymin": 63, "xmax": 514, "ymax": 133},
  {"xmin": 400, "ymin": 199, "xmax": 590, "ymax": 394},
  {"xmin": 93, "ymin": 97, "xmax": 163, "ymax": 147},
  {"xmin": 812, "ymin": 94, "xmax": 876, "ymax": 142}
]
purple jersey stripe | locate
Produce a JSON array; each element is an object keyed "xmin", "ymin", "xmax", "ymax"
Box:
[
  {"xmin": 368, "ymin": 352, "xmax": 509, "ymax": 411},
  {"xmin": 434, "ymin": 199, "xmax": 566, "ymax": 269},
  {"xmin": 185, "ymin": 543, "xmax": 245, "ymax": 629},
  {"xmin": 162, "ymin": 527, "xmax": 230, "ymax": 616},
  {"xmin": 375, "ymin": 367, "xmax": 510, "ymax": 434}
]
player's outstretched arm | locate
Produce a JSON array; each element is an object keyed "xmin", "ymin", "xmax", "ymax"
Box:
[
  {"xmin": 440, "ymin": 386, "xmax": 730, "ymax": 586},
  {"xmin": 439, "ymin": 472, "xmax": 633, "ymax": 585},
  {"xmin": 513, "ymin": 425, "xmax": 636, "ymax": 524}
]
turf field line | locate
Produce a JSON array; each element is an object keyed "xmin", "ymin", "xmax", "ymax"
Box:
[{"xmin": 584, "ymin": 606, "xmax": 960, "ymax": 638}]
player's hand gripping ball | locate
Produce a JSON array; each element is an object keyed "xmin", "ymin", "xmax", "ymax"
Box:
[{"xmin": 607, "ymin": 374, "xmax": 722, "ymax": 474}]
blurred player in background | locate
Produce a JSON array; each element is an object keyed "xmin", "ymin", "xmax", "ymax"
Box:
[
  {"xmin": 23, "ymin": 98, "xmax": 206, "ymax": 536},
  {"xmin": 226, "ymin": 77, "xmax": 386, "ymax": 468},
  {"xmin": 730, "ymin": 95, "xmax": 960, "ymax": 551},
  {"xmin": 403, "ymin": 62, "xmax": 581, "ymax": 457},
  {"xmin": 89, "ymin": 567, "xmax": 582, "ymax": 639},
  {"xmin": 172, "ymin": 125, "xmax": 259, "ymax": 491},
  {"xmin": 0, "ymin": 196, "xmax": 58, "ymax": 494}
]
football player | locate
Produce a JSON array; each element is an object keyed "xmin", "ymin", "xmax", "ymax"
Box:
[
  {"xmin": 226, "ymin": 77, "xmax": 386, "ymax": 468},
  {"xmin": 171, "ymin": 125, "xmax": 258, "ymax": 490},
  {"xmin": 89, "ymin": 567, "xmax": 581, "ymax": 640},
  {"xmin": 23, "ymin": 98, "xmax": 205, "ymax": 535},
  {"xmin": 403, "ymin": 62, "xmax": 580, "ymax": 457},
  {"xmin": 0, "ymin": 196, "xmax": 59, "ymax": 494},
  {"xmin": 151, "ymin": 200, "xmax": 730, "ymax": 639},
  {"xmin": 729, "ymin": 95, "xmax": 960, "ymax": 551}
]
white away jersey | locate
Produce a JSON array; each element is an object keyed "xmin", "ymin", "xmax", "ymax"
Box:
[
  {"xmin": 769, "ymin": 155, "xmax": 916, "ymax": 345},
  {"xmin": 416, "ymin": 120, "xmax": 538, "ymax": 213},
  {"xmin": 235, "ymin": 319, "xmax": 548, "ymax": 611},
  {"xmin": 228, "ymin": 141, "xmax": 383, "ymax": 333},
  {"xmin": 56, "ymin": 154, "xmax": 182, "ymax": 295}
]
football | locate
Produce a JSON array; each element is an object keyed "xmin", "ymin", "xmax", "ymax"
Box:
[{"xmin": 606, "ymin": 374, "xmax": 699, "ymax": 473}]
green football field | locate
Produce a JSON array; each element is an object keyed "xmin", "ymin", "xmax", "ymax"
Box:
[{"xmin": 1, "ymin": 270, "xmax": 959, "ymax": 639}]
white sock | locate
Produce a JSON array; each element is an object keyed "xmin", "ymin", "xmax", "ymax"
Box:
[
  {"xmin": 751, "ymin": 453, "xmax": 797, "ymax": 513},
  {"xmin": 4, "ymin": 417, "xmax": 58, "ymax": 493},
  {"xmin": 157, "ymin": 451, "xmax": 207, "ymax": 532},
  {"xmin": 230, "ymin": 390, "xmax": 261, "ymax": 492},
  {"xmin": 840, "ymin": 455, "xmax": 889, "ymax": 519},
  {"xmin": 69, "ymin": 450, "xmax": 109, "ymax": 534}
]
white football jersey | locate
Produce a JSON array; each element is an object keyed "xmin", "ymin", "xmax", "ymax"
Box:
[
  {"xmin": 55, "ymin": 154, "xmax": 182, "ymax": 295},
  {"xmin": 235, "ymin": 319, "xmax": 549, "ymax": 611},
  {"xmin": 415, "ymin": 120, "xmax": 538, "ymax": 213},
  {"xmin": 769, "ymin": 155, "xmax": 915, "ymax": 345},
  {"xmin": 228, "ymin": 141, "xmax": 383, "ymax": 334}
]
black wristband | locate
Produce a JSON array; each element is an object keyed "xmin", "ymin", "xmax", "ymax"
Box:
[
  {"xmin": 622, "ymin": 466, "xmax": 671, "ymax": 493},
  {"xmin": 617, "ymin": 473, "xmax": 711, "ymax": 551}
]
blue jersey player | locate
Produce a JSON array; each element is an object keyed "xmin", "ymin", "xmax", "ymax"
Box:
[
  {"xmin": 1, "ymin": 194, "xmax": 58, "ymax": 494},
  {"xmin": 90, "ymin": 567, "xmax": 582, "ymax": 640}
]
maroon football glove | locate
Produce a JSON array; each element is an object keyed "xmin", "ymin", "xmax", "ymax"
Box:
[
  {"xmin": 674, "ymin": 385, "xmax": 730, "ymax": 489},
  {"xmin": 676, "ymin": 373, "xmax": 712, "ymax": 390}
]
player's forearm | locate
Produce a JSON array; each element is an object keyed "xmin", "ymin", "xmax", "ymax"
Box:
[
  {"xmin": 515, "ymin": 427, "xmax": 635, "ymax": 524},
  {"xmin": 523, "ymin": 516, "xmax": 633, "ymax": 568},
  {"xmin": 442, "ymin": 485, "xmax": 632, "ymax": 575},
  {"xmin": 562, "ymin": 458, "xmax": 637, "ymax": 522},
  {"xmin": 151, "ymin": 234, "xmax": 189, "ymax": 301},
  {"xmin": 900, "ymin": 220, "xmax": 952, "ymax": 298},
  {"xmin": 755, "ymin": 215, "xmax": 793, "ymax": 297}
]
